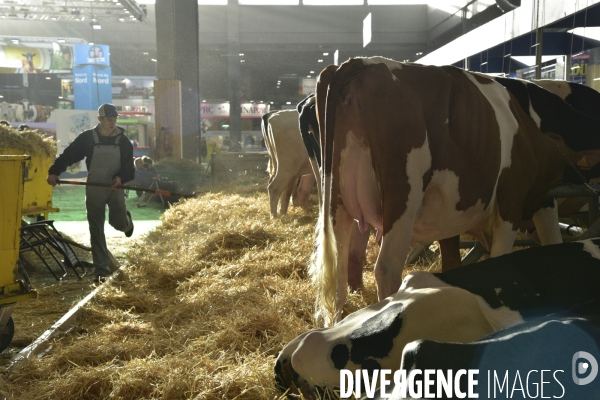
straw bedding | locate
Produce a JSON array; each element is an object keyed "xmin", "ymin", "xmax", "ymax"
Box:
[
  {"xmin": 0, "ymin": 178, "xmax": 438, "ymax": 400},
  {"xmin": 0, "ymin": 125, "xmax": 57, "ymax": 158}
]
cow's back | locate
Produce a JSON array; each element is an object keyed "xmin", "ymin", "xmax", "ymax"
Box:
[{"xmin": 534, "ymin": 79, "xmax": 600, "ymax": 118}]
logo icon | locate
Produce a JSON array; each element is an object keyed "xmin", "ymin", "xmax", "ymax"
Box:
[
  {"xmin": 88, "ymin": 45, "xmax": 104, "ymax": 60},
  {"xmin": 572, "ymin": 351, "xmax": 598, "ymax": 385}
]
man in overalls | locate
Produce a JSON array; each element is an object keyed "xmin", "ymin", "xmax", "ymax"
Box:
[{"xmin": 47, "ymin": 103, "xmax": 135, "ymax": 283}]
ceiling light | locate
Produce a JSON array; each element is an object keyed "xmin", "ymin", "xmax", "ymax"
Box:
[
  {"xmin": 318, "ymin": 59, "xmax": 323, "ymax": 62},
  {"xmin": 310, "ymin": 70, "xmax": 314, "ymax": 73},
  {"xmin": 307, "ymin": 75, "xmax": 311, "ymax": 78},
  {"xmin": 240, "ymin": 59, "xmax": 245, "ymax": 62},
  {"xmin": 91, "ymin": 22, "xmax": 101, "ymax": 29},
  {"xmin": 151, "ymin": 58, "xmax": 157, "ymax": 62},
  {"xmin": 239, "ymin": 53, "xmax": 244, "ymax": 56},
  {"xmin": 416, "ymin": 52, "xmax": 423, "ymax": 56},
  {"xmin": 270, "ymin": 101, "xmax": 273, "ymax": 104},
  {"xmin": 142, "ymin": 51, "xmax": 149, "ymax": 55},
  {"xmin": 323, "ymin": 52, "xmax": 329, "ymax": 56},
  {"xmin": 11, "ymin": 39, "xmax": 19, "ymax": 44},
  {"xmin": 304, "ymin": 0, "xmax": 362, "ymax": 4},
  {"xmin": 56, "ymin": 39, "xmax": 66, "ymax": 43},
  {"xmin": 197, "ymin": 0, "xmax": 228, "ymax": 4},
  {"xmin": 118, "ymin": 17, "xmax": 125, "ymax": 21},
  {"xmin": 368, "ymin": 0, "xmax": 427, "ymax": 3},
  {"xmin": 238, "ymin": 0, "xmax": 298, "ymax": 4}
]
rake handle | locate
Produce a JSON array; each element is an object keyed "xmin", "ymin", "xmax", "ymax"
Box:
[{"xmin": 58, "ymin": 180, "xmax": 195, "ymax": 198}]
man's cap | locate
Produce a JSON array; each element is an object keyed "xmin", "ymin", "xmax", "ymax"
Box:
[{"xmin": 98, "ymin": 103, "xmax": 119, "ymax": 118}]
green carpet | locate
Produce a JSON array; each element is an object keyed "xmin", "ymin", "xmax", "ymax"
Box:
[{"xmin": 47, "ymin": 184, "xmax": 166, "ymax": 222}]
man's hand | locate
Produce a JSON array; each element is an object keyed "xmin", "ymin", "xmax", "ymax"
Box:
[
  {"xmin": 110, "ymin": 176, "xmax": 122, "ymax": 190},
  {"xmin": 47, "ymin": 174, "xmax": 60, "ymax": 186}
]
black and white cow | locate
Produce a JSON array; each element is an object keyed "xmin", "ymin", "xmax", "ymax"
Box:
[
  {"xmin": 494, "ymin": 77, "xmax": 600, "ymax": 183},
  {"xmin": 367, "ymin": 314, "xmax": 600, "ymax": 399},
  {"xmin": 297, "ymin": 93, "xmax": 321, "ymax": 174},
  {"xmin": 15, "ymin": 99, "xmax": 37, "ymax": 123},
  {"xmin": 533, "ymin": 79, "xmax": 600, "ymax": 119},
  {"xmin": 275, "ymin": 239, "xmax": 600, "ymax": 399}
]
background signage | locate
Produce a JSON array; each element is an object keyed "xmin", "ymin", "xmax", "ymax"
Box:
[
  {"xmin": 74, "ymin": 44, "xmax": 110, "ymax": 66},
  {"xmin": 73, "ymin": 65, "xmax": 112, "ymax": 110},
  {"xmin": 200, "ymin": 103, "xmax": 270, "ymax": 118}
]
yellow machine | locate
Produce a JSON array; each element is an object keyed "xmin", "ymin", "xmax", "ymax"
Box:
[
  {"xmin": 0, "ymin": 155, "xmax": 38, "ymax": 352},
  {"xmin": 1, "ymin": 147, "xmax": 59, "ymax": 220}
]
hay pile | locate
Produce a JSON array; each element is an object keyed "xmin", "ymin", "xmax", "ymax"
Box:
[
  {"xmin": 3, "ymin": 179, "xmax": 425, "ymax": 399},
  {"xmin": 154, "ymin": 157, "xmax": 207, "ymax": 190},
  {"xmin": 156, "ymin": 157, "xmax": 205, "ymax": 172},
  {"xmin": 0, "ymin": 125, "xmax": 57, "ymax": 158}
]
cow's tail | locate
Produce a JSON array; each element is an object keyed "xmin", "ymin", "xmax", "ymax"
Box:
[
  {"xmin": 310, "ymin": 59, "xmax": 367, "ymax": 326},
  {"xmin": 311, "ymin": 180, "xmax": 338, "ymax": 326},
  {"xmin": 261, "ymin": 112, "xmax": 274, "ymax": 176}
]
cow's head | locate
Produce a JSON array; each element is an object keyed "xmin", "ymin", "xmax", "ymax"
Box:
[{"xmin": 275, "ymin": 301, "xmax": 406, "ymax": 398}]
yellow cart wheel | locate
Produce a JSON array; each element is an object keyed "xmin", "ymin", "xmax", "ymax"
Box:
[{"xmin": 0, "ymin": 316, "xmax": 15, "ymax": 353}]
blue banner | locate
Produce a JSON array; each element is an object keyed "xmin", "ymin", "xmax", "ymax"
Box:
[
  {"xmin": 73, "ymin": 65, "xmax": 112, "ymax": 110},
  {"xmin": 74, "ymin": 44, "xmax": 110, "ymax": 66}
]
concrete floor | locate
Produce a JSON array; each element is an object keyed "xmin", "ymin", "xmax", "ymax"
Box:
[{"xmin": 53, "ymin": 220, "xmax": 162, "ymax": 258}]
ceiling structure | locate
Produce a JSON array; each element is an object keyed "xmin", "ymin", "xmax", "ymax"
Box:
[
  {"xmin": 0, "ymin": 0, "xmax": 147, "ymax": 22},
  {"xmin": 1, "ymin": 0, "xmax": 599, "ymax": 106}
]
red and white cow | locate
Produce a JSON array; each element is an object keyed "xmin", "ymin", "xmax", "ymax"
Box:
[
  {"xmin": 34, "ymin": 105, "xmax": 54, "ymax": 122},
  {"xmin": 262, "ymin": 109, "xmax": 315, "ymax": 218},
  {"xmin": 299, "ymin": 74, "xmax": 371, "ymax": 290},
  {"xmin": 312, "ymin": 57, "xmax": 566, "ymax": 325}
]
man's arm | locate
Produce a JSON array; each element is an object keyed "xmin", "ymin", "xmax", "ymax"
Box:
[
  {"xmin": 117, "ymin": 133, "xmax": 135, "ymax": 183},
  {"xmin": 48, "ymin": 131, "xmax": 90, "ymax": 177}
]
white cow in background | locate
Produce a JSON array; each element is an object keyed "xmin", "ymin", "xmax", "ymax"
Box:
[
  {"xmin": 0, "ymin": 102, "xmax": 17, "ymax": 122},
  {"xmin": 262, "ymin": 109, "xmax": 316, "ymax": 218}
]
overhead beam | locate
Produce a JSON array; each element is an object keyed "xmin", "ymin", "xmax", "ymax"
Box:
[{"xmin": 418, "ymin": 0, "xmax": 600, "ymax": 66}]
